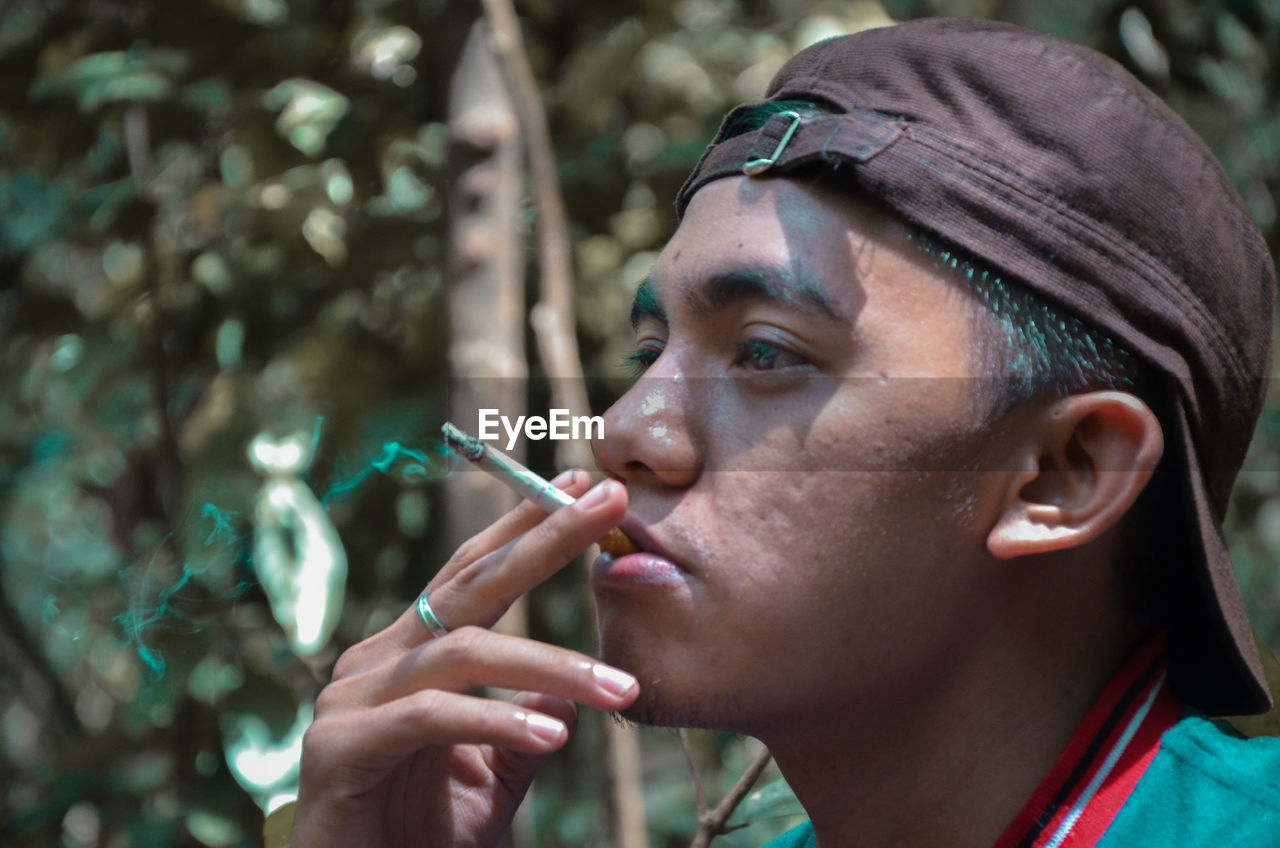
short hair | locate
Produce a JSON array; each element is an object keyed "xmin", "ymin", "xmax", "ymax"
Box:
[{"xmin": 903, "ymin": 228, "xmax": 1147, "ymax": 416}]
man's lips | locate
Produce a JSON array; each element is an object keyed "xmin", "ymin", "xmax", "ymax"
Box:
[
  {"xmin": 614, "ymin": 519, "xmax": 688, "ymax": 571},
  {"xmin": 590, "ymin": 551, "xmax": 685, "ymax": 585},
  {"xmin": 591, "ymin": 518, "xmax": 690, "ymax": 586}
]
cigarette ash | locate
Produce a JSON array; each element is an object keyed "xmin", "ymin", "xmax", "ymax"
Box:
[{"xmin": 441, "ymin": 422, "xmax": 485, "ymax": 461}]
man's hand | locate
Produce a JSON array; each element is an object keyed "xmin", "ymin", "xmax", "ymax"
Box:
[{"xmin": 291, "ymin": 470, "xmax": 638, "ymax": 848}]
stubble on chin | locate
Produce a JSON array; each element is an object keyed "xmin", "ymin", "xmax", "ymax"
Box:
[
  {"xmin": 611, "ymin": 690, "xmax": 716, "ymax": 730},
  {"xmin": 614, "ymin": 677, "xmax": 675, "ymax": 727},
  {"xmin": 605, "ymin": 669, "xmax": 752, "ymax": 732},
  {"xmin": 597, "ymin": 619, "xmax": 749, "ymax": 731},
  {"xmin": 598, "ymin": 643, "xmax": 690, "ymax": 728}
]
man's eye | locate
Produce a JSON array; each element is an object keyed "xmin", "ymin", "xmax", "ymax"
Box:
[
  {"xmin": 623, "ymin": 348, "xmax": 661, "ymax": 376},
  {"xmin": 733, "ymin": 339, "xmax": 808, "ymax": 371}
]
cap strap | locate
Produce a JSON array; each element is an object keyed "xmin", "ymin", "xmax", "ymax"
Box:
[
  {"xmin": 677, "ymin": 109, "xmax": 904, "ymax": 214},
  {"xmin": 743, "ymin": 110, "xmax": 802, "ymax": 175}
]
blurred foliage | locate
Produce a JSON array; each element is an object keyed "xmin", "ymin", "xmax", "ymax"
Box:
[{"xmin": 0, "ymin": 0, "xmax": 1277, "ymax": 847}]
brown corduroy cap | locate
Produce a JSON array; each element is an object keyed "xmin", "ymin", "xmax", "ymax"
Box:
[{"xmin": 677, "ymin": 18, "xmax": 1276, "ymax": 715}]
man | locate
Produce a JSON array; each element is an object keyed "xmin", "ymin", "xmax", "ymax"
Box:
[{"xmin": 291, "ymin": 18, "xmax": 1280, "ymax": 848}]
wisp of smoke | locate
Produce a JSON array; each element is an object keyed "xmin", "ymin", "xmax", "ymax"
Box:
[{"xmin": 116, "ymin": 420, "xmax": 456, "ymax": 678}]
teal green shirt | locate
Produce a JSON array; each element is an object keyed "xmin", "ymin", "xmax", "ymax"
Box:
[
  {"xmin": 1098, "ymin": 714, "xmax": 1280, "ymax": 847},
  {"xmin": 759, "ymin": 714, "xmax": 1280, "ymax": 848},
  {"xmin": 761, "ymin": 822, "xmax": 813, "ymax": 848}
]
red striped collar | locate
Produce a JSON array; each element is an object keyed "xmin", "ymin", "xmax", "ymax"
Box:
[{"xmin": 993, "ymin": 634, "xmax": 1182, "ymax": 848}]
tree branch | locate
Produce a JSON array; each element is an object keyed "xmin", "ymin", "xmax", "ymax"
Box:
[
  {"xmin": 480, "ymin": 0, "xmax": 593, "ymax": 472},
  {"xmin": 679, "ymin": 728, "xmax": 709, "ymax": 816},
  {"xmin": 0, "ymin": 546, "xmax": 85, "ymax": 739},
  {"xmin": 689, "ymin": 747, "xmax": 774, "ymax": 848},
  {"xmin": 124, "ymin": 103, "xmax": 183, "ymax": 516}
]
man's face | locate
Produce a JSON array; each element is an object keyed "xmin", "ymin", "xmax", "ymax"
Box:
[{"xmin": 591, "ymin": 177, "xmax": 1019, "ymax": 737}]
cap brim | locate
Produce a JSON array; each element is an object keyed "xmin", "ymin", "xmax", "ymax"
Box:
[
  {"xmin": 1223, "ymin": 629, "xmax": 1280, "ymax": 736},
  {"xmin": 1168, "ymin": 400, "xmax": 1272, "ymax": 716}
]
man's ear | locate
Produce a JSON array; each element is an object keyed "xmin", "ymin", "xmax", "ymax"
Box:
[{"xmin": 987, "ymin": 391, "xmax": 1164, "ymax": 559}]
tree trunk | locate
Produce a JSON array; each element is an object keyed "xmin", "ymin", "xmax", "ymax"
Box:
[{"xmin": 444, "ymin": 23, "xmax": 531, "ymax": 846}]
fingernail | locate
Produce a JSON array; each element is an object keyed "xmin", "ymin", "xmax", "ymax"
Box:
[
  {"xmin": 575, "ymin": 480, "xmax": 614, "ymax": 511},
  {"xmin": 551, "ymin": 468, "xmax": 581, "ymax": 488},
  {"xmin": 520, "ymin": 711, "xmax": 566, "ymax": 744},
  {"xmin": 592, "ymin": 664, "xmax": 637, "ymax": 696}
]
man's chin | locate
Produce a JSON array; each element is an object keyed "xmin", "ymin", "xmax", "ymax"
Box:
[
  {"xmin": 599, "ymin": 646, "xmax": 691, "ymax": 727},
  {"xmin": 604, "ymin": 665, "xmax": 743, "ymax": 731},
  {"xmin": 610, "ymin": 702, "xmax": 662, "ymax": 729},
  {"xmin": 597, "ymin": 626, "xmax": 735, "ymax": 729},
  {"xmin": 612, "ymin": 688, "xmax": 704, "ymax": 730}
]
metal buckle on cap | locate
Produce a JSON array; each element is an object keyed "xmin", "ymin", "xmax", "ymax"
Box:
[{"xmin": 742, "ymin": 110, "xmax": 801, "ymax": 176}]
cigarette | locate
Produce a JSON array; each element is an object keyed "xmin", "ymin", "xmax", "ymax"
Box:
[{"xmin": 442, "ymin": 422, "xmax": 639, "ymax": 557}]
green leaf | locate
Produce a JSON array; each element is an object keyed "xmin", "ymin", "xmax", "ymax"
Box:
[
  {"xmin": 0, "ymin": 170, "xmax": 71, "ymax": 258},
  {"xmin": 77, "ymin": 177, "xmax": 139, "ymax": 232},
  {"xmin": 729, "ymin": 776, "xmax": 805, "ymax": 826},
  {"xmin": 30, "ymin": 47, "xmax": 188, "ymax": 110},
  {"xmin": 182, "ymin": 78, "xmax": 234, "ymax": 115},
  {"xmin": 263, "ymin": 79, "xmax": 350, "ymax": 157},
  {"xmin": 222, "ymin": 701, "xmax": 313, "ymax": 813}
]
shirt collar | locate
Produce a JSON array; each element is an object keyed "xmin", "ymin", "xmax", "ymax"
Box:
[{"xmin": 992, "ymin": 633, "xmax": 1182, "ymax": 848}]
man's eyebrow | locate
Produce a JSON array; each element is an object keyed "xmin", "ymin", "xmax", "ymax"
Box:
[
  {"xmin": 630, "ymin": 278, "xmax": 665, "ymax": 329},
  {"xmin": 684, "ymin": 268, "xmax": 847, "ymax": 324}
]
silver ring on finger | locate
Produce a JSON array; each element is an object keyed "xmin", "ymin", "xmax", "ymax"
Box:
[{"xmin": 417, "ymin": 592, "xmax": 450, "ymax": 638}]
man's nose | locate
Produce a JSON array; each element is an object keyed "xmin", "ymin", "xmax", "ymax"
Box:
[{"xmin": 594, "ymin": 365, "xmax": 702, "ymax": 490}]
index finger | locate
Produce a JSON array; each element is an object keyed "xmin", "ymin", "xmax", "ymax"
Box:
[
  {"xmin": 429, "ymin": 479, "xmax": 629, "ymax": 628},
  {"xmin": 382, "ymin": 479, "xmax": 627, "ymax": 655},
  {"xmin": 430, "ymin": 467, "xmax": 595, "ymax": 588}
]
